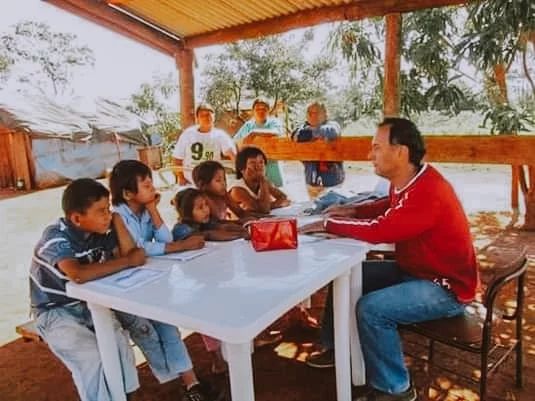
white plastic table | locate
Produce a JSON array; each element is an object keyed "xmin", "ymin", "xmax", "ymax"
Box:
[{"xmin": 67, "ymin": 238, "xmax": 368, "ymax": 401}]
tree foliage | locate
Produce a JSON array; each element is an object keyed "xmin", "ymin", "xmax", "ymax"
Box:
[
  {"xmin": 457, "ymin": 0, "xmax": 535, "ymax": 134},
  {"xmin": 126, "ymin": 73, "xmax": 180, "ymax": 161},
  {"xmin": 201, "ymin": 34, "xmax": 336, "ymax": 125},
  {"xmin": 0, "ymin": 21, "xmax": 95, "ymax": 95},
  {"xmin": 328, "ymin": 8, "xmax": 479, "ymax": 118}
]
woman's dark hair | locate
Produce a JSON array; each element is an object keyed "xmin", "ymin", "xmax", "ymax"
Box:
[
  {"xmin": 109, "ymin": 159, "xmax": 152, "ymax": 206},
  {"xmin": 62, "ymin": 178, "xmax": 110, "ymax": 215},
  {"xmin": 192, "ymin": 160, "xmax": 225, "ymax": 189},
  {"xmin": 252, "ymin": 97, "xmax": 270, "ymax": 110},
  {"xmin": 235, "ymin": 146, "xmax": 267, "ymax": 179},
  {"xmin": 379, "ymin": 118, "xmax": 426, "ymax": 167},
  {"xmin": 172, "ymin": 188, "xmax": 204, "ymax": 223}
]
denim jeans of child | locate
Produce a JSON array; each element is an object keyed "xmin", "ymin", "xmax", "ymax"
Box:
[
  {"xmin": 320, "ymin": 260, "xmax": 465, "ymax": 394},
  {"xmin": 115, "ymin": 312, "xmax": 193, "ymax": 383},
  {"xmin": 35, "ymin": 303, "xmax": 139, "ymax": 401}
]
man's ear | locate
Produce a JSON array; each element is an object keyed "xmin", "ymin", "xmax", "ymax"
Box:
[{"xmin": 398, "ymin": 144, "xmax": 410, "ymax": 162}]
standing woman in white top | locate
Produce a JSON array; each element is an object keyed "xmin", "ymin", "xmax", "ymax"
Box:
[
  {"xmin": 172, "ymin": 103, "xmax": 236, "ymax": 185},
  {"xmin": 228, "ymin": 146, "xmax": 290, "ymax": 214}
]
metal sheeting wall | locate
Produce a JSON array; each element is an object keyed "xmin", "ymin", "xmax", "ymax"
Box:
[{"xmin": 31, "ymin": 138, "xmax": 137, "ymax": 188}]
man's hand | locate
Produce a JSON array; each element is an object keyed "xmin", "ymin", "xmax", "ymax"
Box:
[
  {"xmin": 299, "ymin": 220, "xmax": 326, "ymax": 234},
  {"xmin": 127, "ymin": 248, "xmax": 146, "ymax": 267},
  {"xmin": 322, "ymin": 204, "xmax": 355, "ymax": 218}
]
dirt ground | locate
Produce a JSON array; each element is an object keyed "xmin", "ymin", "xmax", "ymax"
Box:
[{"xmin": 0, "ymin": 161, "xmax": 533, "ymax": 401}]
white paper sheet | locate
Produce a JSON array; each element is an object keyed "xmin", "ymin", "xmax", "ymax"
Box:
[{"xmin": 97, "ymin": 267, "xmax": 165, "ymax": 291}]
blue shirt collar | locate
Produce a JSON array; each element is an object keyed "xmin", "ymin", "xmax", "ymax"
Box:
[{"xmin": 114, "ymin": 203, "xmax": 151, "ymax": 224}]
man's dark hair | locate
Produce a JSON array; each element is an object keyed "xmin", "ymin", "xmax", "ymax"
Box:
[
  {"xmin": 379, "ymin": 118, "xmax": 426, "ymax": 166},
  {"xmin": 62, "ymin": 178, "xmax": 110, "ymax": 216},
  {"xmin": 235, "ymin": 146, "xmax": 267, "ymax": 179},
  {"xmin": 192, "ymin": 160, "xmax": 225, "ymax": 188},
  {"xmin": 109, "ymin": 159, "xmax": 152, "ymax": 206},
  {"xmin": 172, "ymin": 187, "xmax": 203, "ymax": 223}
]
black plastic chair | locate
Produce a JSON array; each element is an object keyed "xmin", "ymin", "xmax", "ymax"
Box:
[{"xmin": 400, "ymin": 248, "xmax": 528, "ymax": 401}]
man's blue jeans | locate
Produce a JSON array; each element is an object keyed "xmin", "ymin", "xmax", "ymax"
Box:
[{"xmin": 320, "ymin": 260, "xmax": 465, "ymax": 394}]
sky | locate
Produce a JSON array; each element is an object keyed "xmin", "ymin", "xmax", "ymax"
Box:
[
  {"xmin": 0, "ymin": 0, "xmax": 334, "ymax": 112},
  {"xmin": 0, "ymin": 0, "xmax": 219, "ymax": 109}
]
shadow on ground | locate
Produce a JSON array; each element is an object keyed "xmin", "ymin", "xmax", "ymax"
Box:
[{"xmin": 0, "ymin": 212, "xmax": 533, "ymax": 401}]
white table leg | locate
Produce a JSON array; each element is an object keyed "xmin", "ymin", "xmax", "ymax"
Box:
[
  {"xmin": 350, "ymin": 261, "xmax": 366, "ymax": 385},
  {"xmin": 224, "ymin": 341, "xmax": 255, "ymax": 401},
  {"xmin": 88, "ymin": 303, "xmax": 127, "ymax": 401},
  {"xmin": 333, "ymin": 271, "xmax": 351, "ymax": 401}
]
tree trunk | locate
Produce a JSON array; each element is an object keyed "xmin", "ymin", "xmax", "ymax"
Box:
[
  {"xmin": 492, "ymin": 64, "xmax": 508, "ymax": 104},
  {"xmin": 491, "ymin": 63, "xmax": 535, "ymax": 227},
  {"xmin": 519, "ymin": 165, "xmax": 535, "ymax": 231}
]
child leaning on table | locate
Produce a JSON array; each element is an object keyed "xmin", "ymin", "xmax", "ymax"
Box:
[
  {"xmin": 109, "ymin": 160, "xmax": 218, "ymax": 401},
  {"xmin": 172, "ymin": 187, "xmax": 248, "ymax": 242},
  {"xmin": 29, "ymin": 178, "xmax": 143, "ymax": 401},
  {"xmin": 109, "ymin": 159, "xmax": 205, "ymax": 256},
  {"xmin": 192, "ymin": 160, "xmax": 257, "ymax": 222}
]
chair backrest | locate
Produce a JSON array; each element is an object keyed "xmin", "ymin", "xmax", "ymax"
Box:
[{"xmin": 482, "ymin": 247, "xmax": 528, "ymax": 308}]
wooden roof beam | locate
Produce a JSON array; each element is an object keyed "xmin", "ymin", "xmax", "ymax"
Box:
[
  {"xmin": 43, "ymin": 0, "xmax": 183, "ymax": 56},
  {"xmin": 185, "ymin": 0, "xmax": 471, "ymax": 48}
]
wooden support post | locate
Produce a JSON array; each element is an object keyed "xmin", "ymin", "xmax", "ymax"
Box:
[
  {"xmin": 383, "ymin": 13, "xmax": 402, "ymax": 118},
  {"xmin": 511, "ymin": 165, "xmax": 519, "ymax": 210},
  {"xmin": 176, "ymin": 48, "xmax": 195, "ymax": 129}
]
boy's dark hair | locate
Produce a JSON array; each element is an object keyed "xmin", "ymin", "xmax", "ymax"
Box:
[
  {"xmin": 109, "ymin": 160, "xmax": 152, "ymax": 206},
  {"xmin": 192, "ymin": 160, "xmax": 225, "ymax": 188},
  {"xmin": 173, "ymin": 188, "xmax": 203, "ymax": 223},
  {"xmin": 235, "ymin": 146, "xmax": 267, "ymax": 179},
  {"xmin": 379, "ymin": 118, "xmax": 426, "ymax": 167},
  {"xmin": 195, "ymin": 103, "xmax": 214, "ymax": 116},
  {"xmin": 62, "ymin": 178, "xmax": 110, "ymax": 216}
]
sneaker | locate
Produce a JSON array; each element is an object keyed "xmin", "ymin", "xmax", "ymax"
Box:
[
  {"xmin": 352, "ymin": 384, "xmax": 374, "ymax": 398},
  {"xmin": 182, "ymin": 384, "xmax": 206, "ymax": 401},
  {"xmin": 305, "ymin": 348, "xmax": 335, "ymax": 368},
  {"xmin": 353, "ymin": 385, "xmax": 417, "ymax": 401},
  {"xmin": 183, "ymin": 382, "xmax": 227, "ymax": 401}
]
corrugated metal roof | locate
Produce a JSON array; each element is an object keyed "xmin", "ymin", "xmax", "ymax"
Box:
[
  {"xmin": 115, "ymin": 0, "xmax": 354, "ymax": 38},
  {"xmin": 45, "ymin": 0, "xmax": 470, "ymax": 52}
]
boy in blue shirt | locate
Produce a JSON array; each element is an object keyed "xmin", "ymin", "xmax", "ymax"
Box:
[
  {"xmin": 30, "ymin": 178, "xmax": 143, "ymax": 401},
  {"xmin": 109, "ymin": 160, "xmax": 214, "ymax": 401}
]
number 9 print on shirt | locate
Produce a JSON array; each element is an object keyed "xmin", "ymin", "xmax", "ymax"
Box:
[{"xmin": 190, "ymin": 142, "xmax": 216, "ymax": 161}]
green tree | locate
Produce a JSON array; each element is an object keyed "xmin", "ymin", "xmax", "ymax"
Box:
[
  {"xmin": 126, "ymin": 73, "xmax": 180, "ymax": 164},
  {"xmin": 457, "ymin": 0, "xmax": 535, "ymax": 229},
  {"xmin": 201, "ymin": 34, "xmax": 336, "ymax": 128},
  {"xmin": 0, "ymin": 21, "xmax": 95, "ymax": 95},
  {"xmin": 328, "ymin": 8, "xmax": 479, "ymax": 117}
]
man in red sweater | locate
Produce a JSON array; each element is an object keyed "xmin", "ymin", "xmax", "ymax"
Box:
[{"xmin": 301, "ymin": 118, "xmax": 478, "ymax": 401}]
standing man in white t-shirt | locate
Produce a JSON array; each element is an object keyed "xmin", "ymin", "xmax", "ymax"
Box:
[{"xmin": 173, "ymin": 103, "xmax": 236, "ymax": 185}]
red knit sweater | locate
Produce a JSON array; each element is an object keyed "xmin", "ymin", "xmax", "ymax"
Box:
[{"xmin": 325, "ymin": 164, "xmax": 478, "ymax": 303}]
